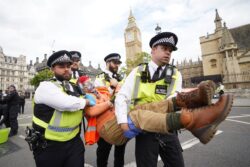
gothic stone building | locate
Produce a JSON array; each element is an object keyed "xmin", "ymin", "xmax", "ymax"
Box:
[{"xmin": 177, "ymin": 9, "xmax": 250, "ymax": 88}]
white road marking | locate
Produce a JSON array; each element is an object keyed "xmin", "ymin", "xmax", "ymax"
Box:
[
  {"xmin": 19, "ymin": 123, "xmax": 32, "ymax": 127},
  {"xmin": 226, "ymin": 114, "xmax": 250, "ymax": 125},
  {"xmin": 17, "ymin": 115, "xmax": 32, "ymax": 120},
  {"xmin": 19, "ymin": 135, "xmax": 25, "ymax": 139},
  {"xmin": 124, "ymin": 130, "xmax": 223, "ymax": 167},
  {"xmin": 227, "ymin": 114, "xmax": 250, "ymax": 119},
  {"xmin": 181, "ymin": 130, "xmax": 223, "ymax": 150},
  {"xmin": 226, "ymin": 119, "xmax": 250, "ymax": 125}
]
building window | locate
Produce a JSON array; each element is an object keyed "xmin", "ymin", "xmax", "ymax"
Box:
[{"xmin": 210, "ymin": 59, "xmax": 217, "ymax": 68}]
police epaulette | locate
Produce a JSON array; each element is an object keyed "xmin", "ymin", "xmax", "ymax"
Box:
[
  {"xmin": 138, "ymin": 62, "xmax": 148, "ymax": 67},
  {"xmin": 69, "ymin": 81, "xmax": 76, "ymax": 86},
  {"xmin": 167, "ymin": 64, "xmax": 176, "ymax": 69},
  {"xmin": 48, "ymin": 78, "xmax": 56, "ymax": 81}
]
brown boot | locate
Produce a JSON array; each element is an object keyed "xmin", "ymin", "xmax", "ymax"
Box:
[
  {"xmin": 180, "ymin": 94, "xmax": 233, "ymax": 144},
  {"xmin": 176, "ymin": 80, "xmax": 216, "ymax": 108}
]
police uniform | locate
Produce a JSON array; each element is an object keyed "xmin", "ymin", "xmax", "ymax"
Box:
[
  {"xmin": 115, "ymin": 32, "xmax": 184, "ymax": 167},
  {"xmin": 95, "ymin": 53, "xmax": 127, "ymax": 167},
  {"xmin": 69, "ymin": 51, "xmax": 85, "ymax": 82},
  {"xmin": 31, "ymin": 50, "xmax": 87, "ymax": 167}
]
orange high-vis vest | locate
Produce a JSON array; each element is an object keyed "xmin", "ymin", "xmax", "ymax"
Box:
[
  {"xmin": 84, "ymin": 117, "xmax": 99, "ymax": 145},
  {"xmin": 84, "ymin": 87, "xmax": 114, "ymax": 145}
]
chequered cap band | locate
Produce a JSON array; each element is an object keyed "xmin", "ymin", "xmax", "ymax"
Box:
[
  {"xmin": 106, "ymin": 56, "xmax": 120, "ymax": 62},
  {"xmin": 72, "ymin": 53, "xmax": 80, "ymax": 58},
  {"xmin": 152, "ymin": 36, "xmax": 175, "ymax": 47},
  {"xmin": 51, "ymin": 54, "xmax": 72, "ymax": 66}
]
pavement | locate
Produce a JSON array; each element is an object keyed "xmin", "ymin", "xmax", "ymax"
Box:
[{"xmin": 212, "ymin": 97, "xmax": 250, "ymax": 107}]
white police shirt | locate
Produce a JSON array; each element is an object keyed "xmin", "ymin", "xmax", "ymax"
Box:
[
  {"xmin": 115, "ymin": 61, "xmax": 183, "ymax": 124},
  {"xmin": 94, "ymin": 69, "xmax": 116, "ymax": 94},
  {"xmin": 34, "ymin": 80, "xmax": 87, "ymax": 112}
]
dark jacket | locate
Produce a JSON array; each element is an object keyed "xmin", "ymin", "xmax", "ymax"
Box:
[
  {"xmin": 19, "ymin": 95, "xmax": 26, "ymax": 105},
  {"xmin": 5, "ymin": 91, "xmax": 20, "ymax": 106}
]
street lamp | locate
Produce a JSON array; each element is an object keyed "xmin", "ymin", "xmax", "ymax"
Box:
[{"xmin": 155, "ymin": 24, "xmax": 162, "ymax": 34}]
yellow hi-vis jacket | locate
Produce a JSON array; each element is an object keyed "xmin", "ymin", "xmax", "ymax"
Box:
[
  {"xmin": 131, "ymin": 64, "xmax": 180, "ymax": 107},
  {"xmin": 32, "ymin": 81, "xmax": 83, "ymax": 142}
]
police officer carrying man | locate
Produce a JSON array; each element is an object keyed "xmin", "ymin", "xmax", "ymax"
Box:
[
  {"xmin": 95, "ymin": 53, "xmax": 127, "ymax": 167},
  {"xmin": 115, "ymin": 32, "xmax": 184, "ymax": 167},
  {"xmin": 29, "ymin": 50, "xmax": 95, "ymax": 167}
]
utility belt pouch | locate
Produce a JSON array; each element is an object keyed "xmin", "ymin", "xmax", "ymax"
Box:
[{"xmin": 25, "ymin": 126, "xmax": 47, "ymax": 151}]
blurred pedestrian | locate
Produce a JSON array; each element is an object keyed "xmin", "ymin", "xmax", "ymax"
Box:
[
  {"xmin": 0, "ymin": 90, "xmax": 8, "ymax": 127},
  {"xmin": 5, "ymin": 85, "xmax": 20, "ymax": 136},
  {"xmin": 19, "ymin": 92, "xmax": 26, "ymax": 114}
]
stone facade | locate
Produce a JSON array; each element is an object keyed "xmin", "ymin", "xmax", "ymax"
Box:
[
  {"xmin": 177, "ymin": 9, "xmax": 250, "ymax": 88},
  {"xmin": 0, "ymin": 47, "xmax": 35, "ymax": 97},
  {"xmin": 200, "ymin": 9, "xmax": 250, "ymax": 89},
  {"xmin": 176, "ymin": 58, "xmax": 203, "ymax": 88}
]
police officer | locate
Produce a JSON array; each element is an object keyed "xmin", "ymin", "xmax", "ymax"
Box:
[
  {"xmin": 31, "ymin": 50, "xmax": 95, "ymax": 167},
  {"xmin": 69, "ymin": 51, "xmax": 85, "ymax": 83},
  {"xmin": 95, "ymin": 53, "xmax": 127, "ymax": 167},
  {"xmin": 115, "ymin": 32, "xmax": 184, "ymax": 167}
]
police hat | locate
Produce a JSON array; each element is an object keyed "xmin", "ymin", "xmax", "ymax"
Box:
[
  {"xmin": 149, "ymin": 32, "xmax": 178, "ymax": 51},
  {"xmin": 47, "ymin": 50, "xmax": 72, "ymax": 67},
  {"xmin": 104, "ymin": 53, "xmax": 122, "ymax": 64},
  {"xmin": 69, "ymin": 51, "xmax": 81, "ymax": 59}
]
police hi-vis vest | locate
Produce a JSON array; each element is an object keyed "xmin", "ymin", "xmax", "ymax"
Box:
[
  {"xmin": 131, "ymin": 64, "xmax": 180, "ymax": 107},
  {"xmin": 32, "ymin": 81, "xmax": 83, "ymax": 142},
  {"xmin": 96, "ymin": 72, "xmax": 124, "ymax": 87}
]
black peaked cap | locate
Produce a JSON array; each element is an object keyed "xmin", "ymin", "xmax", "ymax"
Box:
[
  {"xmin": 104, "ymin": 53, "xmax": 121, "ymax": 63},
  {"xmin": 69, "ymin": 51, "xmax": 81, "ymax": 59},
  {"xmin": 149, "ymin": 32, "xmax": 178, "ymax": 51},
  {"xmin": 47, "ymin": 50, "xmax": 72, "ymax": 67}
]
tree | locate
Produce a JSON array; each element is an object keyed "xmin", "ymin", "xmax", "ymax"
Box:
[
  {"xmin": 30, "ymin": 69, "xmax": 54, "ymax": 88},
  {"xmin": 126, "ymin": 52, "xmax": 151, "ymax": 74}
]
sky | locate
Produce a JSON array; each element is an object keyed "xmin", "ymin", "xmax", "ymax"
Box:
[{"xmin": 0, "ymin": 0, "xmax": 250, "ymax": 69}]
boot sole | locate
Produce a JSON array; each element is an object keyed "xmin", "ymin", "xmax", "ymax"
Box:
[{"xmin": 192, "ymin": 94, "xmax": 233, "ymax": 144}]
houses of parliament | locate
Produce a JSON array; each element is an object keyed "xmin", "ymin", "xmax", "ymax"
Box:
[{"xmin": 1, "ymin": 9, "xmax": 250, "ymax": 98}]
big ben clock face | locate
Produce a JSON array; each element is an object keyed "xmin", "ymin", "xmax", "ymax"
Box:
[{"xmin": 126, "ymin": 32, "xmax": 134, "ymax": 42}]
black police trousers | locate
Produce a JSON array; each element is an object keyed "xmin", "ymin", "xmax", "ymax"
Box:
[
  {"xmin": 96, "ymin": 137, "xmax": 127, "ymax": 167},
  {"xmin": 33, "ymin": 135, "xmax": 85, "ymax": 167},
  {"xmin": 135, "ymin": 132, "xmax": 184, "ymax": 167}
]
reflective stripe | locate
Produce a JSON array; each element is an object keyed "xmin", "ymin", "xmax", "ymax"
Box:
[
  {"xmin": 50, "ymin": 82, "xmax": 63, "ymax": 126},
  {"xmin": 33, "ymin": 115, "xmax": 48, "ymax": 128},
  {"xmin": 131, "ymin": 65, "xmax": 144, "ymax": 107},
  {"xmin": 53, "ymin": 111, "xmax": 62, "ymax": 126},
  {"xmin": 166, "ymin": 68, "xmax": 177, "ymax": 97},
  {"xmin": 48, "ymin": 125, "xmax": 79, "ymax": 132},
  {"xmin": 86, "ymin": 126, "xmax": 96, "ymax": 132}
]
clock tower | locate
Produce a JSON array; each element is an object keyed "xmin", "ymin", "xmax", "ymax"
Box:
[{"xmin": 124, "ymin": 10, "xmax": 142, "ymax": 65}]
